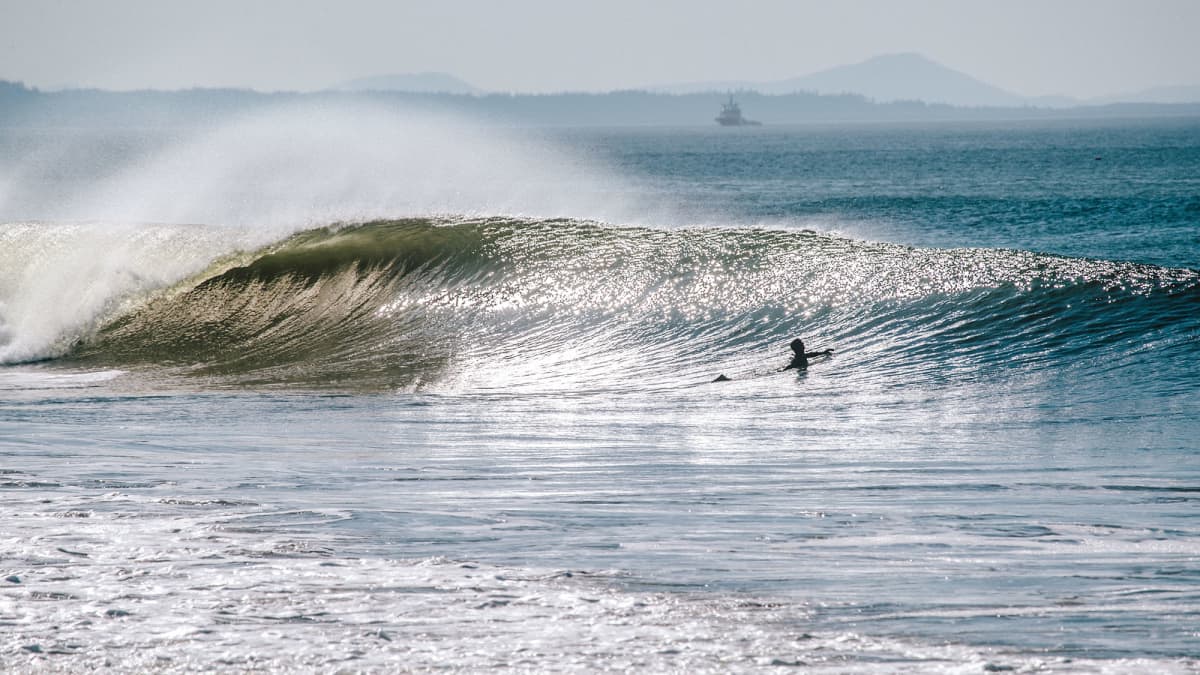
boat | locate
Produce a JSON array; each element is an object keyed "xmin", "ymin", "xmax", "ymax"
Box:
[{"xmin": 715, "ymin": 95, "xmax": 761, "ymax": 126}]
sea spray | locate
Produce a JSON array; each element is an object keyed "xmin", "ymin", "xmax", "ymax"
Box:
[{"xmin": 0, "ymin": 103, "xmax": 645, "ymax": 229}]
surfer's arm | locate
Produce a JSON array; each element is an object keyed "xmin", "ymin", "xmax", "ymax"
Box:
[
  {"xmin": 804, "ymin": 349, "xmax": 833, "ymax": 357},
  {"xmin": 781, "ymin": 359, "xmax": 806, "ymax": 371}
]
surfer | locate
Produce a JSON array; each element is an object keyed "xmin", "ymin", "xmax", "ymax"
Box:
[
  {"xmin": 712, "ymin": 337, "xmax": 832, "ymax": 381},
  {"xmin": 782, "ymin": 337, "xmax": 832, "ymax": 371}
]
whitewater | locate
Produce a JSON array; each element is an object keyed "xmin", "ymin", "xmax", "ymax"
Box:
[{"xmin": 1, "ymin": 105, "xmax": 1198, "ymax": 672}]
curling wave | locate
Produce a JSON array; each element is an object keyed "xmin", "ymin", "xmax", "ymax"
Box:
[{"xmin": 4, "ymin": 218, "xmax": 1198, "ymax": 392}]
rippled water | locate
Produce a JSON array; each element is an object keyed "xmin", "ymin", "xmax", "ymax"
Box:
[{"xmin": 2, "ymin": 117, "xmax": 1199, "ymax": 672}]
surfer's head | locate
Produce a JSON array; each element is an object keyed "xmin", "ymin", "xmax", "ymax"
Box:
[{"xmin": 790, "ymin": 338, "xmax": 804, "ymax": 355}]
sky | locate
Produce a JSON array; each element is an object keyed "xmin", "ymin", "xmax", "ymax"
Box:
[{"xmin": 2, "ymin": 0, "xmax": 1198, "ymax": 98}]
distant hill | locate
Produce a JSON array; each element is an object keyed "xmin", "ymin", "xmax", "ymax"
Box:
[
  {"xmin": 332, "ymin": 72, "xmax": 481, "ymax": 95},
  {"xmin": 650, "ymin": 54, "xmax": 1200, "ymax": 108},
  {"xmin": 775, "ymin": 53, "xmax": 1025, "ymax": 106},
  {"xmin": 650, "ymin": 53, "xmax": 1027, "ymax": 107}
]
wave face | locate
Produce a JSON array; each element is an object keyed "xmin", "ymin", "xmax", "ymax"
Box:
[{"xmin": 6, "ymin": 217, "xmax": 1190, "ymax": 393}]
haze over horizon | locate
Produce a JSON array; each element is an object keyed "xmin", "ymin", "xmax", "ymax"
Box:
[{"xmin": 2, "ymin": 0, "xmax": 1198, "ymax": 100}]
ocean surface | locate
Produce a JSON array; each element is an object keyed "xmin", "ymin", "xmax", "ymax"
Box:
[{"xmin": 2, "ymin": 109, "xmax": 1199, "ymax": 672}]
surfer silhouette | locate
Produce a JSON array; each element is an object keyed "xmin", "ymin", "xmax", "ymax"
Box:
[
  {"xmin": 711, "ymin": 337, "xmax": 832, "ymax": 382},
  {"xmin": 782, "ymin": 337, "xmax": 833, "ymax": 371}
]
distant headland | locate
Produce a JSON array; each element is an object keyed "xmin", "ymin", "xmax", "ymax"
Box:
[{"xmin": 3, "ymin": 56, "xmax": 1199, "ymax": 130}]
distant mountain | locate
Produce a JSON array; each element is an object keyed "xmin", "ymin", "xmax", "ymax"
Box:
[
  {"xmin": 776, "ymin": 53, "xmax": 1025, "ymax": 106},
  {"xmin": 332, "ymin": 72, "xmax": 481, "ymax": 95},
  {"xmin": 650, "ymin": 53, "xmax": 1027, "ymax": 107}
]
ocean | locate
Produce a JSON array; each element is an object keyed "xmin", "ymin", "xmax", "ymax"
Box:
[{"xmin": 1, "ymin": 108, "xmax": 1198, "ymax": 672}]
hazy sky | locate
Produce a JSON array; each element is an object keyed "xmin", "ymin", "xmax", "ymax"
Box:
[{"xmin": 2, "ymin": 0, "xmax": 1197, "ymax": 97}]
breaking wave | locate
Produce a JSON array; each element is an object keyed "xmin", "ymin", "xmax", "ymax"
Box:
[{"xmin": 3, "ymin": 218, "xmax": 1196, "ymax": 393}]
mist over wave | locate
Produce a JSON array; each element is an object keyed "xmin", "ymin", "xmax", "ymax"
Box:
[{"xmin": 0, "ymin": 103, "xmax": 648, "ymax": 229}]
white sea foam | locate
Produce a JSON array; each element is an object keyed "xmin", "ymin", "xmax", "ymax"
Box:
[
  {"xmin": 4, "ymin": 492, "xmax": 1191, "ymax": 674},
  {"xmin": 0, "ymin": 366, "xmax": 122, "ymax": 391},
  {"xmin": 2, "ymin": 380, "xmax": 1199, "ymax": 672}
]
